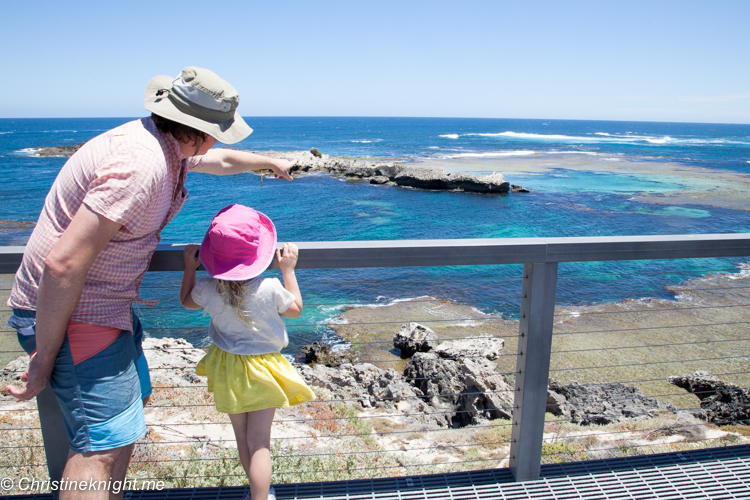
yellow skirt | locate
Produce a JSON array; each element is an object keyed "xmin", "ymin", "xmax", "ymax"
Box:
[{"xmin": 196, "ymin": 344, "xmax": 315, "ymax": 414}]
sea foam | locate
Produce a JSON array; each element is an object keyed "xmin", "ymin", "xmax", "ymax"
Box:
[
  {"xmin": 430, "ymin": 130, "xmax": 749, "ymax": 147},
  {"xmin": 454, "ymin": 150, "xmax": 536, "ymax": 158}
]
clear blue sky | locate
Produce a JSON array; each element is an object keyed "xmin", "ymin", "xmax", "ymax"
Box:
[{"xmin": 2, "ymin": 0, "xmax": 748, "ymax": 123}]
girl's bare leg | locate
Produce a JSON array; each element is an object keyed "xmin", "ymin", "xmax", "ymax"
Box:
[
  {"xmin": 246, "ymin": 408, "xmax": 276, "ymax": 500},
  {"xmin": 229, "ymin": 413, "xmax": 251, "ymax": 475},
  {"xmin": 229, "ymin": 408, "xmax": 276, "ymax": 500}
]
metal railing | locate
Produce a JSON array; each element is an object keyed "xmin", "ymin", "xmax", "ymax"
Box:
[{"xmin": 1, "ymin": 233, "xmax": 749, "ymax": 493}]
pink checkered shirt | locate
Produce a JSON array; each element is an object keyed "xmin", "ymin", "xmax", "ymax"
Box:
[{"xmin": 9, "ymin": 118, "xmax": 204, "ymax": 331}]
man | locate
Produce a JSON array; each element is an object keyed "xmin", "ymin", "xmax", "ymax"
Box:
[{"xmin": 6, "ymin": 66, "xmax": 295, "ymax": 499}]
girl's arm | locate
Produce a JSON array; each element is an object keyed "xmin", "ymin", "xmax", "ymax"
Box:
[
  {"xmin": 180, "ymin": 244, "xmax": 202, "ymax": 310},
  {"xmin": 277, "ymin": 243, "xmax": 303, "ymax": 318}
]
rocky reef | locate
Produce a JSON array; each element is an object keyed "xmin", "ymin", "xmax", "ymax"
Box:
[
  {"xmin": 28, "ymin": 144, "xmax": 84, "ymax": 157},
  {"xmin": 293, "ymin": 323, "xmax": 697, "ymax": 429},
  {"xmin": 669, "ymin": 371, "xmax": 750, "ymax": 425},
  {"xmin": 261, "ymin": 149, "xmax": 528, "ymax": 194}
]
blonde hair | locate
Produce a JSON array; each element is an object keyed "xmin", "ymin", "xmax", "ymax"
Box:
[{"xmin": 215, "ymin": 279, "xmax": 252, "ymax": 324}]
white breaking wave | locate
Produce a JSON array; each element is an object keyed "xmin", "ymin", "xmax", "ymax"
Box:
[
  {"xmin": 440, "ymin": 134, "xmax": 460, "ymax": 139},
  {"xmin": 362, "ymin": 296, "xmax": 431, "ymax": 308},
  {"xmin": 645, "ymin": 136, "xmax": 671, "ymax": 144},
  {"xmin": 322, "ymin": 316, "xmax": 349, "ymax": 326},
  {"xmin": 468, "ymin": 131, "xmax": 599, "ymax": 141},
  {"xmin": 553, "ymin": 151, "xmax": 602, "ymax": 156},
  {"xmin": 458, "ymin": 131, "xmax": 750, "ymax": 146},
  {"xmin": 453, "ymin": 150, "xmax": 536, "ymax": 158},
  {"xmin": 16, "ymin": 148, "xmax": 43, "ymax": 157}
]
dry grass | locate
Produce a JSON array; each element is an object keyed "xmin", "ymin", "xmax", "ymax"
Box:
[
  {"xmin": 473, "ymin": 418, "xmax": 513, "ymax": 450},
  {"xmin": 0, "ymin": 410, "xmax": 48, "ymax": 495},
  {"xmin": 1, "ymin": 398, "xmax": 748, "ymax": 491}
]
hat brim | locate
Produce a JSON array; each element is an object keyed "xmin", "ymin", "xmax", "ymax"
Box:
[
  {"xmin": 199, "ymin": 210, "xmax": 277, "ymax": 281},
  {"xmin": 144, "ymin": 75, "xmax": 252, "ymax": 145}
]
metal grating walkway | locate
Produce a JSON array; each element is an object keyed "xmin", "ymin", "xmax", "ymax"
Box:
[{"xmin": 4, "ymin": 445, "xmax": 750, "ymax": 500}]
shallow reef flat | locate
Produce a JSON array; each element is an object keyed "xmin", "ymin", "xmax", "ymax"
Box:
[{"xmin": 428, "ymin": 153, "xmax": 750, "ymax": 211}]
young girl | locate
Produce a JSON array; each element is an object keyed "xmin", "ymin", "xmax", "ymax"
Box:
[{"xmin": 180, "ymin": 204, "xmax": 315, "ymax": 500}]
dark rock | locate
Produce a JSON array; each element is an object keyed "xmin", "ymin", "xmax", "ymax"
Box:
[
  {"xmin": 296, "ymin": 361, "xmax": 427, "ymax": 412},
  {"xmin": 32, "ymin": 143, "xmax": 84, "ymax": 157},
  {"xmin": 669, "ymin": 371, "xmax": 750, "ymax": 425},
  {"xmin": 300, "ymin": 341, "xmax": 356, "ymax": 366},
  {"xmin": 446, "ymin": 173, "xmax": 510, "ymax": 193},
  {"xmin": 404, "ymin": 352, "xmax": 465, "ymax": 408},
  {"xmin": 454, "ymin": 357, "xmax": 514, "ymax": 425},
  {"xmin": 546, "ymin": 377, "xmax": 570, "ymax": 418},
  {"xmin": 369, "ymin": 176, "xmax": 390, "ymax": 185},
  {"xmin": 403, "ymin": 351, "xmax": 513, "ymax": 426},
  {"xmin": 375, "ymin": 164, "xmax": 406, "ymax": 179},
  {"xmin": 310, "ymin": 147, "xmax": 323, "ymax": 158},
  {"xmin": 394, "ymin": 167, "xmax": 451, "ymax": 190},
  {"xmin": 344, "ymin": 165, "xmax": 376, "ymax": 178},
  {"xmin": 393, "ymin": 323, "xmax": 438, "ymax": 358},
  {"xmin": 394, "ymin": 167, "xmax": 510, "ymax": 193},
  {"xmin": 511, "ymin": 184, "xmax": 531, "ymax": 193},
  {"xmin": 546, "ymin": 389, "xmax": 569, "ymax": 418},
  {"xmin": 548, "ymin": 380, "xmax": 672, "ymax": 425}
]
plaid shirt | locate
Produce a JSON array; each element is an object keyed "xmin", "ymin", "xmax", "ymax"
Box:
[{"xmin": 9, "ymin": 118, "xmax": 203, "ymax": 331}]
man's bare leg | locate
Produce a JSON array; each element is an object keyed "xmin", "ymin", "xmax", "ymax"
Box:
[{"xmin": 60, "ymin": 444, "xmax": 134, "ymax": 500}]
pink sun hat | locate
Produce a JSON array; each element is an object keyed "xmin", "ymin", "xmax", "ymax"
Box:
[{"xmin": 199, "ymin": 204, "xmax": 277, "ymax": 281}]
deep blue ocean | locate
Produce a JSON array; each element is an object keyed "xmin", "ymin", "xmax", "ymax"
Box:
[{"xmin": 2, "ymin": 117, "xmax": 750, "ymax": 352}]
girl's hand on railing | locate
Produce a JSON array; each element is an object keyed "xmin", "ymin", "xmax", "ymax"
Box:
[
  {"xmin": 183, "ymin": 244, "xmax": 201, "ymax": 270},
  {"xmin": 277, "ymin": 242, "xmax": 299, "ymax": 272}
]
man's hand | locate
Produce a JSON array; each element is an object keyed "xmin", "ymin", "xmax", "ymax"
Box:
[
  {"xmin": 6, "ymin": 352, "xmax": 55, "ymax": 401},
  {"xmin": 270, "ymin": 158, "xmax": 297, "ymax": 181}
]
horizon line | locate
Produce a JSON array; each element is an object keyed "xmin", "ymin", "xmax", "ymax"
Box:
[{"xmin": 0, "ymin": 116, "xmax": 749, "ymax": 126}]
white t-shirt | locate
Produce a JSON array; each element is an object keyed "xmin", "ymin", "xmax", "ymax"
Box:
[{"xmin": 191, "ymin": 277, "xmax": 296, "ymax": 355}]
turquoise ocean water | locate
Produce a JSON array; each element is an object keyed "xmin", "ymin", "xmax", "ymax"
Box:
[{"xmin": 2, "ymin": 117, "xmax": 750, "ymax": 352}]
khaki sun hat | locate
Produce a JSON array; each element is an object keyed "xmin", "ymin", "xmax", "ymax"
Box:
[{"xmin": 144, "ymin": 66, "xmax": 252, "ymax": 145}]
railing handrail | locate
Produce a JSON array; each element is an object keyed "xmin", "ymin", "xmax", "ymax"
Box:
[{"xmin": 3, "ymin": 233, "xmax": 750, "ymax": 273}]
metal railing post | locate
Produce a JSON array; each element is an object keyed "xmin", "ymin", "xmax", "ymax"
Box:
[{"xmin": 509, "ymin": 261, "xmax": 558, "ymax": 482}]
